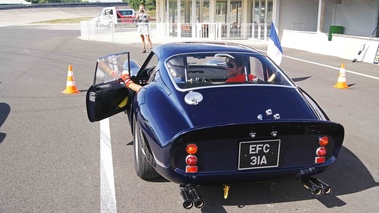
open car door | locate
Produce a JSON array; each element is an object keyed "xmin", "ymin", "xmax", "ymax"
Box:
[{"xmin": 86, "ymin": 52, "xmax": 141, "ymax": 122}]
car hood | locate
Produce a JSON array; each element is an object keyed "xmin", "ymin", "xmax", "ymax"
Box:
[{"xmin": 183, "ymin": 85, "xmax": 318, "ymax": 127}]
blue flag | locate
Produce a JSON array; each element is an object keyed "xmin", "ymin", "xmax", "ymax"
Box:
[{"xmin": 267, "ymin": 22, "xmax": 283, "ymax": 65}]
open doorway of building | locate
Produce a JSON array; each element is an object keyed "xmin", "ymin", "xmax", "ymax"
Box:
[
  {"xmin": 251, "ymin": 0, "xmax": 273, "ymax": 40},
  {"xmin": 216, "ymin": 0, "xmax": 242, "ymax": 38},
  {"xmin": 164, "ymin": 0, "xmax": 274, "ymax": 40}
]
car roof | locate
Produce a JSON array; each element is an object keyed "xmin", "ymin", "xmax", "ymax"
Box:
[
  {"xmin": 117, "ymin": 8, "xmax": 134, "ymax": 12},
  {"xmin": 153, "ymin": 42, "xmax": 262, "ymax": 60},
  {"xmin": 117, "ymin": 8, "xmax": 134, "ymax": 10}
]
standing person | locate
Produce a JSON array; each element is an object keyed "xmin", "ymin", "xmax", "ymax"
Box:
[{"xmin": 135, "ymin": 4, "xmax": 152, "ymax": 53}]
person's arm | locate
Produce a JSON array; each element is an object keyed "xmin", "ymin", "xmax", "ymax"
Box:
[
  {"xmin": 122, "ymin": 73, "xmax": 142, "ymax": 92},
  {"xmin": 135, "ymin": 10, "xmax": 140, "ymax": 21},
  {"xmin": 98, "ymin": 60, "xmax": 142, "ymax": 92},
  {"xmin": 98, "ymin": 60, "xmax": 118, "ymax": 78}
]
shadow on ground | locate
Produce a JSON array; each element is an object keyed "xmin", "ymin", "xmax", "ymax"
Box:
[
  {"xmin": 197, "ymin": 146, "xmax": 378, "ymax": 212},
  {"xmin": 0, "ymin": 103, "xmax": 10, "ymax": 144}
]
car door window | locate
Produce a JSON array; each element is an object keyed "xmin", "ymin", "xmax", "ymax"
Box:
[{"xmin": 95, "ymin": 52, "xmax": 130, "ymax": 84}]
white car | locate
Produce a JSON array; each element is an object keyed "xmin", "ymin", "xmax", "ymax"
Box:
[{"xmin": 93, "ymin": 7, "xmax": 135, "ymax": 27}]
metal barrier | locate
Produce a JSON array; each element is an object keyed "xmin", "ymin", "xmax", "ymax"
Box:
[
  {"xmin": 162, "ymin": 22, "xmax": 268, "ymax": 41},
  {"xmin": 80, "ymin": 20, "xmax": 115, "ymax": 42},
  {"xmin": 80, "ymin": 20, "xmax": 142, "ymax": 43},
  {"xmin": 80, "ymin": 21, "xmax": 270, "ymax": 42}
]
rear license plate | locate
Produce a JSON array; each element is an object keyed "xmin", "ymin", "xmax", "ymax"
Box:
[{"xmin": 238, "ymin": 139, "xmax": 281, "ymax": 170}]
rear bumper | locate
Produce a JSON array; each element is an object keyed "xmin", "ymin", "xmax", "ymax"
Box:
[
  {"xmin": 173, "ymin": 159, "xmax": 335, "ymax": 185},
  {"xmin": 158, "ymin": 121, "xmax": 343, "ymax": 185},
  {"xmin": 152, "ymin": 156, "xmax": 336, "ymax": 185}
]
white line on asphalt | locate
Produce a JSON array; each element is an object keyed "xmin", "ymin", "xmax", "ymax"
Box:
[
  {"xmin": 257, "ymin": 48, "xmax": 379, "ymax": 81},
  {"xmin": 100, "ymin": 118, "xmax": 117, "ymax": 213},
  {"xmin": 283, "ymin": 55, "xmax": 379, "ymax": 81}
]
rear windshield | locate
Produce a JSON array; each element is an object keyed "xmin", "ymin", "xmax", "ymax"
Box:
[
  {"xmin": 165, "ymin": 52, "xmax": 293, "ymax": 90},
  {"xmin": 118, "ymin": 10, "xmax": 134, "ymax": 16}
]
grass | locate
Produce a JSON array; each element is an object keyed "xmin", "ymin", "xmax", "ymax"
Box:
[
  {"xmin": 32, "ymin": 17, "xmax": 93, "ymax": 24},
  {"xmin": 31, "ymin": 9, "xmax": 157, "ymax": 24}
]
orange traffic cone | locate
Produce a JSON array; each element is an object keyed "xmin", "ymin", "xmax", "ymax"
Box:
[
  {"xmin": 62, "ymin": 65, "xmax": 80, "ymax": 94},
  {"xmin": 334, "ymin": 63, "xmax": 349, "ymax": 89}
]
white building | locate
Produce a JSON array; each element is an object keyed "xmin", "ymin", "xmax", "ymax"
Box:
[
  {"xmin": 0, "ymin": 0, "xmax": 31, "ymax": 4},
  {"xmin": 154, "ymin": 0, "xmax": 379, "ymax": 63}
]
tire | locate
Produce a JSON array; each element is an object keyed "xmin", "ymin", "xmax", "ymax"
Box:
[{"xmin": 133, "ymin": 120, "xmax": 160, "ymax": 179}]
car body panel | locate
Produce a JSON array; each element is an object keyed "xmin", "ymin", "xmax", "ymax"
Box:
[
  {"xmin": 116, "ymin": 9, "xmax": 135, "ymax": 23},
  {"xmin": 86, "ymin": 42, "xmax": 344, "ymax": 187}
]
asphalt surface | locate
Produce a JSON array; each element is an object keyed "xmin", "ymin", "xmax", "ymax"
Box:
[{"xmin": 0, "ymin": 6, "xmax": 379, "ymax": 213}]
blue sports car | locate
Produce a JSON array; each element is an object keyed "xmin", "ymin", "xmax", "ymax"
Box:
[{"xmin": 86, "ymin": 42, "xmax": 344, "ymax": 209}]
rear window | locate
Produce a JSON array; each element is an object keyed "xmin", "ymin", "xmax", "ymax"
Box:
[
  {"xmin": 118, "ymin": 10, "xmax": 134, "ymax": 16},
  {"xmin": 165, "ymin": 52, "xmax": 293, "ymax": 90}
]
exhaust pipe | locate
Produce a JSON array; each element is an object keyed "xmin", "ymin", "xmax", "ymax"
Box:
[
  {"xmin": 180, "ymin": 187, "xmax": 193, "ymax": 209},
  {"xmin": 309, "ymin": 177, "xmax": 332, "ymax": 195},
  {"xmin": 189, "ymin": 187, "xmax": 205, "ymax": 209},
  {"xmin": 299, "ymin": 178, "xmax": 322, "ymax": 197}
]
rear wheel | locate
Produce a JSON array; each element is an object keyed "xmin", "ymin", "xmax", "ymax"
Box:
[{"xmin": 133, "ymin": 120, "xmax": 160, "ymax": 179}]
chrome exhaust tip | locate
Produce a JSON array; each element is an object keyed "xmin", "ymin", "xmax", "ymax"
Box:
[
  {"xmin": 189, "ymin": 187, "xmax": 205, "ymax": 209},
  {"xmin": 309, "ymin": 177, "xmax": 332, "ymax": 195},
  {"xmin": 180, "ymin": 187, "xmax": 193, "ymax": 209},
  {"xmin": 299, "ymin": 178, "xmax": 323, "ymax": 197}
]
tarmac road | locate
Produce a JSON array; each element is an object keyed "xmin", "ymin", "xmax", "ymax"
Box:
[{"xmin": 0, "ymin": 6, "xmax": 379, "ymax": 213}]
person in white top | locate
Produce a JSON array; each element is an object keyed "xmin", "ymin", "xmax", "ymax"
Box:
[{"xmin": 135, "ymin": 4, "xmax": 152, "ymax": 53}]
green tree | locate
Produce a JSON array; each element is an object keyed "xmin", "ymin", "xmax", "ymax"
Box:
[{"xmin": 128, "ymin": 0, "xmax": 155, "ymax": 11}]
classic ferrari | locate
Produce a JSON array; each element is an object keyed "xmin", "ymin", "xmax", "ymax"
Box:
[{"xmin": 86, "ymin": 42, "xmax": 344, "ymax": 209}]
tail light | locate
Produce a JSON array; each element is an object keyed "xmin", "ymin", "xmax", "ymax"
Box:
[
  {"xmin": 186, "ymin": 155, "xmax": 198, "ymax": 166},
  {"xmin": 319, "ymin": 136, "xmax": 329, "ymax": 146},
  {"xmin": 316, "ymin": 147, "xmax": 326, "ymax": 156},
  {"xmin": 185, "ymin": 144, "xmax": 198, "ymax": 173},
  {"xmin": 315, "ymin": 136, "xmax": 328, "ymax": 164},
  {"xmin": 186, "ymin": 144, "xmax": 198, "ymax": 155},
  {"xmin": 186, "ymin": 166, "xmax": 198, "ymax": 173},
  {"xmin": 315, "ymin": 157, "xmax": 325, "ymax": 164}
]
